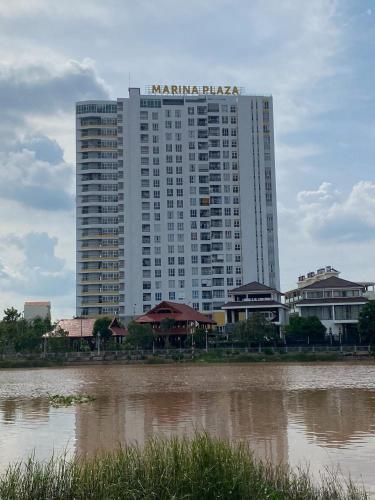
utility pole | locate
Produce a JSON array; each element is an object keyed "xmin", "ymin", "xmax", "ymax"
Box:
[{"xmin": 97, "ymin": 332, "xmax": 101, "ymax": 356}]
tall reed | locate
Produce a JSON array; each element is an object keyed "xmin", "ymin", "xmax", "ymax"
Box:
[{"xmin": 0, "ymin": 434, "xmax": 367, "ymax": 499}]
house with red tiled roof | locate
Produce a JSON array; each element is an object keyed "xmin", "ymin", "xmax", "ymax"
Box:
[
  {"xmin": 45, "ymin": 317, "xmax": 127, "ymax": 348},
  {"xmin": 135, "ymin": 301, "xmax": 215, "ymax": 345}
]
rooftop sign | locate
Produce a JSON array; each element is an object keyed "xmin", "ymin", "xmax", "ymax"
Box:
[{"xmin": 145, "ymin": 85, "xmax": 242, "ymax": 96}]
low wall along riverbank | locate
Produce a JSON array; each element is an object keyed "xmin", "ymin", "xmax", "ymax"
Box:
[{"xmin": 0, "ymin": 345, "xmax": 374, "ymax": 368}]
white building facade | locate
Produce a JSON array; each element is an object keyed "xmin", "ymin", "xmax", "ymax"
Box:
[
  {"xmin": 76, "ymin": 86, "xmax": 280, "ymax": 321},
  {"xmin": 24, "ymin": 301, "xmax": 51, "ymax": 321},
  {"xmin": 285, "ymin": 268, "xmax": 375, "ymax": 341},
  {"xmin": 222, "ymin": 281, "xmax": 288, "ymax": 334}
]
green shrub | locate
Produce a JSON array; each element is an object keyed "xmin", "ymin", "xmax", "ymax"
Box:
[
  {"xmin": 171, "ymin": 353, "xmax": 183, "ymax": 362},
  {"xmin": 264, "ymin": 347, "xmax": 274, "ymax": 355},
  {"xmin": 145, "ymin": 357, "xmax": 168, "ymax": 364},
  {"xmin": 48, "ymin": 394, "xmax": 95, "ymax": 407}
]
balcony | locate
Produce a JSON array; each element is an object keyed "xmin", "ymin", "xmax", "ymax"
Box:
[
  {"xmin": 81, "ymin": 130, "xmax": 117, "ymax": 138},
  {"xmin": 79, "ymin": 290, "xmax": 119, "ymax": 296},
  {"xmin": 80, "ymin": 244, "xmax": 118, "ymax": 251},
  {"xmin": 80, "ymin": 299, "xmax": 120, "ymax": 306},
  {"xmin": 199, "ymin": 198, "xmax": 210, "ymax": 206},
  {"xmin": 78, "ymin": 256, "xmax": 118, "ymax": 262},
  {"xmin": 79, "ymin": 279, "xmax": 119, "ymax": 285},
  {"xmin": 80, "ymin": 267, "xmax": 118, "ymax": 273}
]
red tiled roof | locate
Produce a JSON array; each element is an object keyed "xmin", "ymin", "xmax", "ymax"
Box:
[
  {"xmin": 136, "ymin": 301, "xmax": 216, "ymax": 325},
  {"xmin": 47, "ymin": 318, "xmax": 127, "ymax": 338},
  {"xmin": 110, "ymin": 326, "xmax": 127, "ymax": 336},
  {"xmin": 109, "ymin": 318, "xmax": 128, "ymax": 336}
]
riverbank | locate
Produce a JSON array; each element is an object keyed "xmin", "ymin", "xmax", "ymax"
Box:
[
  {"xmin": 0, "ymin": 349, "xmax": 373, "ymax": 368},
  {"xmin": 0, "ymin": 433, "xmax": 367, "ymax": 499}
]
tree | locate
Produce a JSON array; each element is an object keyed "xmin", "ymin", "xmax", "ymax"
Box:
[
  {"xmin": 0, "ymin": 321, "xmax": 15, "ymax": 353},
  {"xmin": 0, "ymin": 316, "xmax": 50, "ymax": 353},
  {"xmin": 93, "ymin": 317, "xmax": 113, "ymax": 342},
  {"xmin": 233, "ymin": 313, "xmax": 278, "ymax": 346},
  {"xmin": 125, "ymin": 321, "xmax": 154, "ymax": 349},
  {"xmin": 14, "ymin": 317, "xmax": 50, "ymax": 352},
  {"xmin": 47, "ymin": 324, "xmax": 70, "ymax": 352},
  {"xmin": 358, "ymin": 301, "xmax": 375, "ymax": 344},
  {"xmin": 3, "ymin": 307, "xmax": 21, "ymax": 322},
  {"xmin": 0, "ymin": 308, "xmax": 52, "ymax": 353},
  {"xmin": 284, "ymin": 314, "xmax": 326, "ymax": 344},
  {"xmin": 194, "ymin": 326, "xmax": 208, "ymax": 348}
]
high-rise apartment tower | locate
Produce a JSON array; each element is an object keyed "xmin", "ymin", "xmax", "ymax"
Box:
[{"xmin": 76, "ymin": 86, "xmax": 280, "ymax": 322}]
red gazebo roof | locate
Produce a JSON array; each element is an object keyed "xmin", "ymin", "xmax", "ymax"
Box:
[{"xmin": 135, "ymin": 301, "xmax": 216, "ymax": 325}]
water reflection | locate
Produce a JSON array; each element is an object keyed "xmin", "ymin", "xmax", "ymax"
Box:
[
  {"xmin": 0, "ymin": 364, "xmax": 375, "ymax": 492},
  {"xmin": 0, "ymin": 398, "xmax": 50, "ymax": 424},
  {"xmin": 288, "ymin": 389, "xmax": 375, "ymax": 448}
]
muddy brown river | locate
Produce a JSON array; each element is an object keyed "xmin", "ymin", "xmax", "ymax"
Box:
[{"xmin": 0, "ymin": 363, "xmax": 375, "ymax": 494}]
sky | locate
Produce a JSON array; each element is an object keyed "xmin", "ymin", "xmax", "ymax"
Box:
[{"xmin": 0, "ymin": 0, "xmax": 374, "ymax": 319}]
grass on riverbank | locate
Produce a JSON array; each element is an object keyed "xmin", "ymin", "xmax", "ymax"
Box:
[
  {"xmin": 144, "ymin": 351, "xmax": 346, "ymax": 364},
  {"xmin": 0, "ymin": 359, "xmax": 63, "ymax": 369},
  {"xmin": 0, "ymin": 350, "xmax": 364, "ymax": 369},
  {"xmin": 0, "ymin": 434, "xmax": 367, "ymax": 500},
  {"xmin": 193, "ymin": 351, "xmax": 345, "ymax": 363}
]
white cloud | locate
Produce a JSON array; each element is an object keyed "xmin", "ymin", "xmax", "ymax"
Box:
[
  {"xmin": 276, "ymin": 143, "xmax": 324, "ymax": 177},
  {"xmin": 0, "ymin": 0, "xmax": 44, "ymax": 17},
  {"xmin": 278, "ymin": 180, "xmax": 375, "ymax": 290},
  {"xmin": 0, "ymin": 58, "xmax": 108, "ymax": 118},
  {"xmin": 296, "ymin": 181, "xmax": 375, "ymax": 242},
  {"xmin": 0, "ymin": 147, "xmax": 74, "ymax": 211},
  {"xmin": 0, "ymin": 0, "xmax": 112, "ymax": 22},
  {"xmin": 0, "ymin": 198, "xmax": 75, "ymax": 268},
  {"xmin": 0, "ymin": 232, "xmax": 75, "ymax": 319},
  {"xmin": 297, "ymin": 182, "xmax": 340, "ymax": 206},
  {"xmin": 0, "ymin": 55, "xmax": 109, "ymax": 316}
]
